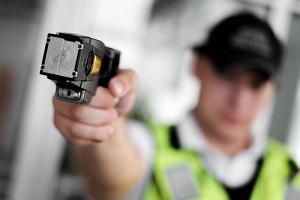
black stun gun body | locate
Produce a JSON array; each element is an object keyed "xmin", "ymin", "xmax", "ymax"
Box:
[{"xmin": 40, "ymin": 32, "xmax": 120, "ymax": 104}]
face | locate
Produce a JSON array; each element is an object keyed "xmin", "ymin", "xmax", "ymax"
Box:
[{"xmin": 193, "ymin": 55, "xmax": 275, "ymax": 142}]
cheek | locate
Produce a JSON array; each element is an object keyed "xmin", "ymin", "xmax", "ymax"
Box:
[
  {"xmin": 207, "ymin": 80, "xmax": 232, "ymax": 107},
  {"xmin": 244, "ymin": 89, "xmax": 273, "ymax": 123},
  {"xmin": 201, "ymin": 80, "xmax": 231, "ymax": 114}
]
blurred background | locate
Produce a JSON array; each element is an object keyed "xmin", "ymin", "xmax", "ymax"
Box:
[{"xmin": 0, "ymin": 0, "xmax": 300, "ymax": 199}]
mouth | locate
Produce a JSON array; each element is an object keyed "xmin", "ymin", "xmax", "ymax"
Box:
[{"xmin": 223, "ymin": 114, "xmax": 241, "ymax": 125}]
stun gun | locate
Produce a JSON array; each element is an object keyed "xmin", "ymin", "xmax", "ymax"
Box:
[{"xmin": 40, "ymin": 32, "xmax": 120, "ymax": 104}]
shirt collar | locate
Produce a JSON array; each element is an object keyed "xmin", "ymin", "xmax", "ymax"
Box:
[{"xmin": 177, "ymin": 113, "xmax": 267, "ymax": 187}]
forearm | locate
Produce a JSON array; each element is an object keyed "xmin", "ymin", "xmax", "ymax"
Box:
[{"xmin": 73, "ymin": 117, "xmax": 143, "ymax": 199}]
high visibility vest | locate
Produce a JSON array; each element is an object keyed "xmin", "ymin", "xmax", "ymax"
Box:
[{"xmin": 144, "ymin": 123, "xmax": 300, "ymax": 200}]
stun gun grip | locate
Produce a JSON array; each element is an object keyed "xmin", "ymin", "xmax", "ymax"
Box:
[{"xmin": 40, "ymin": 33, "xmax": 120, "ymax": 104}]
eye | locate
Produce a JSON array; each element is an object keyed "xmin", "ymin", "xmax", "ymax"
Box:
[
  {"xmin": 251, "ymin": 78, "xmax": 267, "ymax": 90},
  {"xmin": 250, "ymin": 70, "xmax": 269, "ymax": 90}
]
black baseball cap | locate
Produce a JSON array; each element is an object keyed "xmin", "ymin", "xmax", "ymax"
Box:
[{"xmin": 192, "ymin": 12, "xmax": 283, "ymax": 78}]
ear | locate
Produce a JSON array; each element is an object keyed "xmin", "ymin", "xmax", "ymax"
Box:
[{"xmin": 192, "ymin": 54, "xmax": 203, "ymax": 80}]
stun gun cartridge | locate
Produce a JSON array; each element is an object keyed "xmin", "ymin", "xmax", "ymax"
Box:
[{"xmin": 40, "ymin": 32, "xmax": 120, "ymax": 104}]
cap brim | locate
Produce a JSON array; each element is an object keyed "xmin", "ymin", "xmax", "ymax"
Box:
[
  {"xmin": 192, "ymin": 44, "xmax": 212, "ymax": 55},
  {"xmin": 221, "ymin": 57, "xmax": 276, "ymax": 78},
  {"xmin": 192, "ymin": 45, "xmax": 276, "ymax": 79}
]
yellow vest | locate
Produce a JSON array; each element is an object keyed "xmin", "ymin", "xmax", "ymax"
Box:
[{"xmin": 144, "ymin": 123, "xmax": 300, "ymax": 200}]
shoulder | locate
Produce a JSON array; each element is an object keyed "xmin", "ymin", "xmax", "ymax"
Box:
[
  {"xmin": 266, "ymin": 139, "xmax": 288, "ymax": 152},
  {"xmin": 265, "ymin": 139, "xmax": 291, "ymax": 159},
  {"xmin": 264, "ymin": 139, "xmax": 298, "ymax": 172}
]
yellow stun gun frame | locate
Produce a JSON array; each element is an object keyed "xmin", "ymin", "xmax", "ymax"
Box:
[{"xmin": 40, "ymin": 32, "xmax": 120, "ymax": 104}]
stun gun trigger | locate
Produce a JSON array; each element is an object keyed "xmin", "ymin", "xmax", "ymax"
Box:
[{"xmin": 40, "ymin": 32, "xmax": 120, "ymax": 104}]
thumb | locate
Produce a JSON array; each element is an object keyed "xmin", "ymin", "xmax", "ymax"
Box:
[{"xmin": 108, "ymin": 69, "xmax": 138, "ymax": 115}]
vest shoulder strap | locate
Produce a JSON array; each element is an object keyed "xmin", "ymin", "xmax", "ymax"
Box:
[
  {"xmin": 285, "ymin": 182, "xmax": 300, "ymax": 200},
  {"xmin": 250, "ymin": 139, "xmax": 300, "ymax": 200}
]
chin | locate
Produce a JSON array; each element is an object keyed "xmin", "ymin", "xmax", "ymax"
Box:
[{"xmin": 215, "ymin": 124, "xmax": 247, "ymax": 142}]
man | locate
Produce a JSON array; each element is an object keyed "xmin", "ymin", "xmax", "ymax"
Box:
[{"xmin": 53, "ymin": 12, "xmax": 300, "ymax": 199}]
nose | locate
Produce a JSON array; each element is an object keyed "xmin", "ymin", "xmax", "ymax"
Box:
[{"xmin": 230, "ymin": 84, "xmax": 253, "ymax": 111}]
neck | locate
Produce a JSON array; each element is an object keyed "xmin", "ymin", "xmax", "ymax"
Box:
[{"xmin": 192, "ymin": 111, "xmax": 252, "ymax": 157}]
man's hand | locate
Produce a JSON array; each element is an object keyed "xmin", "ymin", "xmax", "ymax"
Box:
[
  {"xmin": 53, "ymin": 69, "xmax": 138, "ymax": 146},
  {"xmin": 52, "ymin": 69, "xmax": 141, "ymax": 199}
]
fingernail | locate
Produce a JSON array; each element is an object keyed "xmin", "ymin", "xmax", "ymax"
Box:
[{"xmin": 113, "ymin": 80, "xmax": 123, "ymax": 95}]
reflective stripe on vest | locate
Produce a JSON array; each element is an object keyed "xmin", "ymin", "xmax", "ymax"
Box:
[
  {"xmin": 166, "ymin": 164, "xmax": 199, "ymax": 199},
  {"xmin": 285, "ymin": 183, "xmax": 300, "ymax": 200}
]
